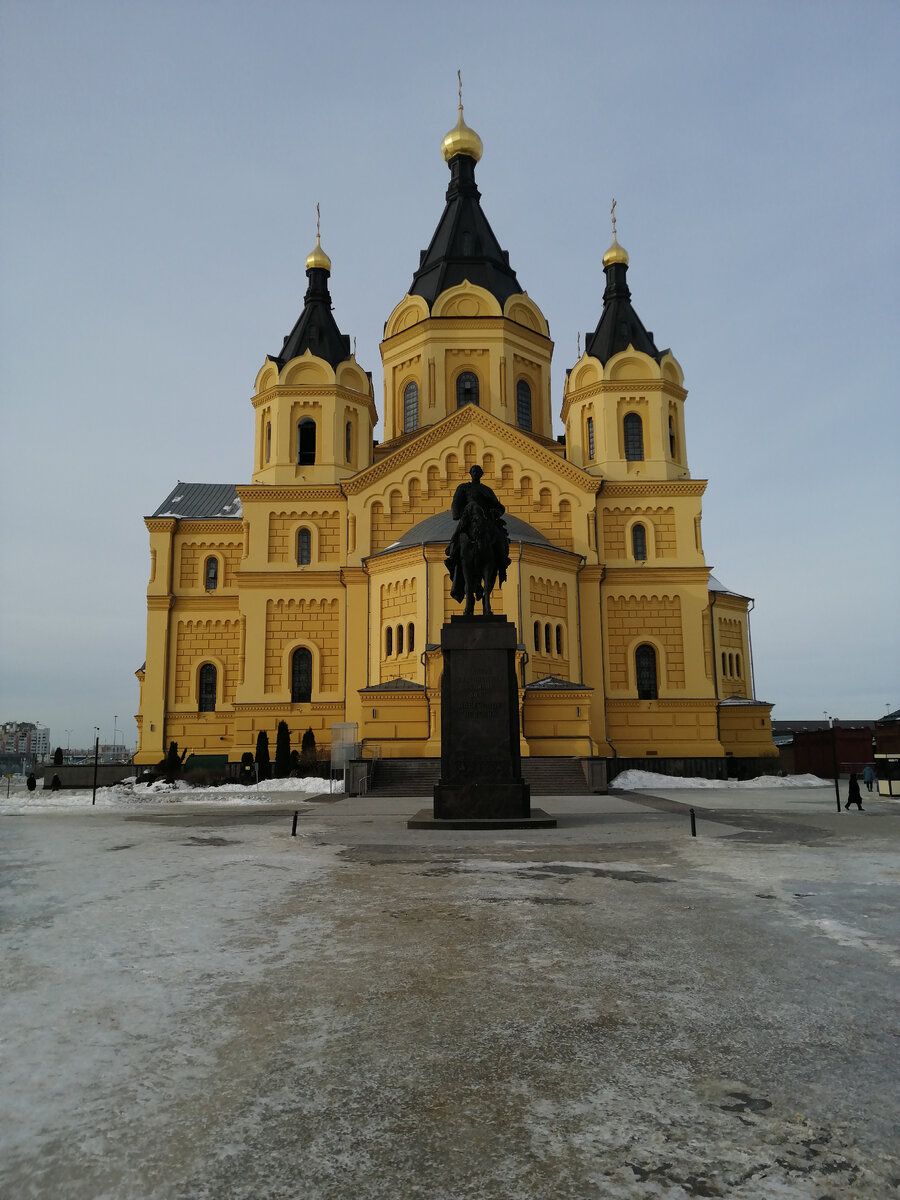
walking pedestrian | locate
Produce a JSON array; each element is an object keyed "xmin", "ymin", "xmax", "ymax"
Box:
[
  {"xmin": 844, "ymin": 772, "xmax": 863, "ymax": 811},
  {"xmin": 863, "ymin": 764, "xmax": 876, "ymax": 793}
]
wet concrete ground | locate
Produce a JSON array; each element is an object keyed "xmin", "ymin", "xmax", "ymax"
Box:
[{"xmin": 2, "ymin": 786, "xmax": 898, "ymax": 1198}]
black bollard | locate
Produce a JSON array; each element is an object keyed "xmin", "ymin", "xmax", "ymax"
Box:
[
  {"xmin": 690, "ymin": 807, "xmax": 697, "ymax": 837},
  {"xmin": 291, "ymin": 810, "xmax": 299, "ymax": 837}
]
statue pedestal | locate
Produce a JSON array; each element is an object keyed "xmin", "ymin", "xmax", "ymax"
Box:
[{"xmin": 412, "ymin": 615, "xmax": 552, "ymax": 828}]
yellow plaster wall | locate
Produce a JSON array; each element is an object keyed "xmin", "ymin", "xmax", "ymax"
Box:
[
  {"xmin": 267, "ymin": 509, "xmax": 341, "ymax": 563},
  {"xmin": 606, "ymin": 699, "xmax": 723, "ymax": 758},
  {"xmin": 602, "ymin": 507, "xmax": 677, "ymax": 560},
  {"xmin": 606, "ymin": 594, "xmax": 685, "ymax": 692},
  {"xmin": 173, "ymin": 619, "xmax": 242, "ymax": 705},
  {"xmin": 264, "ymin": 598, "xmax": 340, "ymax": 694},
  {"xmin": 718, "ymin": 703, "xmax": 776, "ymax": 757},
  {"xmin": 178, "ymin": 542, "xmax": 242, "ymax": 589}
]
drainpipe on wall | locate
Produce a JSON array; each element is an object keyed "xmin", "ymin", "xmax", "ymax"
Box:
[
  {"xmin": 576, "ymin": 555, "xmax": 586, "ymax": 684},
  {"xmin": 709, "ymin": 591, "xmax": 721, "ymax": 745},
  {"xmin": 747, "ymin": 598, "xmax": 757, "ymax": 700}
]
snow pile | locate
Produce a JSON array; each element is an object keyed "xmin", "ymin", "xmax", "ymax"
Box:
[
  {"xmin": 0, "ymin": 775, "xmax": 342, "ymax": 814},
  {"xmin": 612, "ymin": 769, "xmax": 829, "ymax": 791}
]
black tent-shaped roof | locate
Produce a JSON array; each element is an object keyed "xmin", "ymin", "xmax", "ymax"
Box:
[
  {"xmin": 408, "ymin": 153, "xmax": 522, "ymax": 310},
  {"xmin": 584, "ymin": 260, "xmax": 663, "ymax": 366},
  {"xmin": 270, "ymin": 265, "xmax": 351, "ymax": 371}
]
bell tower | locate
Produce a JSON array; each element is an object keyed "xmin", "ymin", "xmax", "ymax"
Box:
[
  {"xmin": 562, "ymin": 207, "xmax": 689, "ymax": 482},
  {"xmin": 251, "ymin": 222, "xmax": 376, "ymax": 485}
]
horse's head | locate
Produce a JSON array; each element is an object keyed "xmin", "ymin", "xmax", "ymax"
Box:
[{"xmin": 460, "ymin": 501, "xmax": 486, "ymax": 535}]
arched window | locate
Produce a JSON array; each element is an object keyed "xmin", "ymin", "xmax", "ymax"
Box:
[
  {"xmin": 533, "ymin": 621, "xmax": 540, "ymax": 652},
  {"xmin": 291, "ymin": 648, "xmax": 312, "ymax": 703},
  {"xmin": 735, "ymin": 652, "xmax": 742, "ymax": 678},
  {"xmin": 632, "ymin": 523, "xmax": 647, "ymax": 562},
  {"xmin": 385, "ymin": 627, "xmax": 393, "ymax": 656},
  {"xmin": 456, "ymin": 371, "xmax": 479, "ymax": 408},
  {"xmin": 635, "ymin": 644, "xmax": 658, "ymax": 700},
  {"xmin": 407, "ymin": 623, "xmax": 415, "ymax": 654},
  {"xmin": 586, "ymin": 416, "xmax": 595, "ymax": 460},
  {"xmin": 297, "ymin": 419, "xmax": 316, "ymax": 465},
  {"xmin": 516, "ymin": 380, "xmax": 532, "ymax": 430},
  {"xmin": 555, "ymin": 625, "xmax": 563, "ymax": 655},
  {"xmin": 404, "ymin": 382, "xmax": 419, "ymax": 433},
  {"xmin": 198, "ymin": 663, "xmax": 217, "ymax": 712},
  {"xmin": 728, "ymin": 653, "xmax": 734, "ymax": 677},
  {"xmin": 397, "ymin": 624, "xmax": 404, "ymax": 655},
  {"xmin": 297, "ymin": 528, "xmax": 311, "ymax": 565},
  {"xmin": 345, "ymin": 421, "xmax": 353, "ymax": 463},
  {"xmin": 623, "ymin": 413, "xmax": 644, "ymax": 461},
  {"xmin": 669, "ymin": 416, "xmax": 677, "ymax": 459},
  {"xmin": 721, "ymin": 651, "xmax": 727, "ymax": 676},
  {"xmin": 544, "ymin": 623, "xmax": 551, "ymax": 654},
  {"xmin": 204, "ymin": 557, "xmax": 218, "ymax": 590},
  {"xmin": 265, "ymin": 421, "xmax": 271, "ymax": 463}
]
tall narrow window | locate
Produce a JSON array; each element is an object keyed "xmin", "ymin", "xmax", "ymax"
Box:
[
  {"xmin": 586, "ymin": 416, "xmax": 595, "ymax": 460},
  {"xmin": 668, "ymin": 416, "xmax": 677, "ymax": 458},
  {"xmin": 204, "ymin": 557, "xmax": 218, "ymax": 590},
  {"xmin": 291, "ymin": 648, "xmax": 312, "ymax": 703},
  {"xmin": 721, "ymin": 651, "xmax": 727, "ymax": 676},
  {"xmin": 516, "ymin": 380, "xmax": 532, "ymax": 430},
  {"xmin": 345, "ymin": 421, "xmax": 353, "ymax": 463},
  {"xmin": 265, "ymin": 421, "xmax": 271, "ymax": 463},
  {"xmin": 728, "ymin": 653, "xmax": 734, "ymax": 677},
  {"xmin": 533, "ymin": 621, "xmax": 540, "ymax": 652},
  {"xmin": 397, "ymin": 624, "xmax": 404, "ymax": 655},
  {"xmin": 297, "ymin": 528, "xmax": 311, "ymax": 565},
  {"xmin": 623, "ymin": 413, "xmax": 644, "ymax": 461},
  {"xmin": 297, "ymin": 419, "xmax": 316, "ymax": 465},
  {"xmin": 456, "ymin": 371, "xmax": 479, "ymax": 408},
  {"xmin": 407, "ymin": 623, "xmax": 415, "ymax": 654},
  {"xmin": 198, "ymin": 663, "xmax": 217, "ymax": 712},
  {"xmin": 544, "ymin": 623, "xmax": 551, "ymax": 654},
  {"xmin": 735, "ymin": 652, "xmax": 742, "ymax": 677},
  {"xmin": 635, "ymin": 644, "xmax": 658, "ymax": 700},
  {"xmin": 404, "ymin": 382, "xmax": 419, "ymax": 433},
  {"xmin": 385, "ymin": 627, "xmax": 393, "ymax": 656},
  {"xmin": 632, "ymin": 523, "xmax": 647, "ymax": 562},
  {"xmin": 555, "ymin": 625, "xmax": 563, "ymax": 655}
]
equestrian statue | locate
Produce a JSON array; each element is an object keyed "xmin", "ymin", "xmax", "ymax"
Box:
[{"xmin": 444, "ymin": 464, "xmax": 511, "ymax": 616}]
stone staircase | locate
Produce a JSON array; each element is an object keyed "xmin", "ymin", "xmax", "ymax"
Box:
[{"xmin": 367, "ymin": 757, "xmax": 591, "ymax": 797}]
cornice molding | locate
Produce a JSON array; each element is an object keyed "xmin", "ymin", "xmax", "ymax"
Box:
[
  {"xmin": 602, "ymin": 566, "xmax": 711, "ymax": 586},
  {"xmin": 252, "ymin": 384, "xmax": 376, "ymax": 425},
  {"xmin": 234, "ymin": 569, "xmax": 345, "ymax": 587},
  {"xmin": 236, "ymin": 485, "xmax": 345, "ymax": 503},
  {"xmin": 172, "ymin": 595, "xmax": 240, "ymax": 612},
  {"xmin": 147, "ymin": 595, "xmax": 175, "ymax": 611},
  {"xmin": 145, "ymin": 518, "xmax": 177, "ymax": 533},
  {"xmin": 606, "ymin": 698, "xmax": 718, "ymax": 710},
  {"xmin": 561, "ymin": 377, "xmax": 688, "ymax": 423},
  {"xmin": 175, "ymin": 521, "xmax": 243, "ymax": 535},
  {"xmin": 343, "ymin": 405, "xmax": 601, "ymax": 495},
  {"xmin": 601, "ymin": 480, "xmax": 707, "ymax": 498}
]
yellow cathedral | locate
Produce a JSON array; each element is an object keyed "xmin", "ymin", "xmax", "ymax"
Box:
[{"xmin": 134, "ymin": 105, "xmax": 776, "ymax": 777}]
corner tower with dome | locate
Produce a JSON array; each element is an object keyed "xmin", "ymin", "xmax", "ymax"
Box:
[{"xmin": 135, "ymin": 105, "xmax": 776, "ymax": 776}]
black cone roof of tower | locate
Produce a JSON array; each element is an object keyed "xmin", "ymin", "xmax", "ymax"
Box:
[
  {"xmin": 584, "ymin": 232, "xmax": 663, "ymax": 365},
  {"xmin": 270, "ymin": 235, "xmax": 351, "ymax": 371},
  {"xmin": 408, "ymin": 107, "xmax": 522, "ymax": 309}
]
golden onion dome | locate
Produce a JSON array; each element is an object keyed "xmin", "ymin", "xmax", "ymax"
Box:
[
  {"xmin": 441, "ymin": 104, "xmax": 483, "ymax": 163},
  {"xmin": 602, "ymin": 234, "xmax": 629, "ymax": 267},
  {"xmin": 305, "ymin": 233, "xmax": 331, "ymax": 272}
]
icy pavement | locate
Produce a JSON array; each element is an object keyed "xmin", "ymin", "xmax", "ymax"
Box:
[{"xmin": 1, "ymin": 783, "xmax": 898, "ymax": 1198}]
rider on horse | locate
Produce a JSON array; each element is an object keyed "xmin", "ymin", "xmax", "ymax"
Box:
[{"xmin": 445, "ymin": 465, "xmax": 511, "ymax": 609}]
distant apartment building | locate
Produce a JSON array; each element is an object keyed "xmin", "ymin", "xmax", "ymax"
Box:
[{"xmin": 0, "ymin": 721, "xmax": 51, "ymax": 759}]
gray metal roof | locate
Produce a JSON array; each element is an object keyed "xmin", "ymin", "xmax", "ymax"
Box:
[
  {"xmin": 358, "ymin": 678, "xmax": 425, "ymax": 693},
  {"xmin": 708, "ymin": 574, "xmax": 751, "ymax": 600},
  {"xmin": 525, "ymin": 675, "xmax": 592, "ymax": 691},
  {"xmin": 383, "ymin": 510, "xmax": 555, "ymax": 553},
  {"xmin": 150, "ymin": 482, "xmax": 242, "ymax": 520}
]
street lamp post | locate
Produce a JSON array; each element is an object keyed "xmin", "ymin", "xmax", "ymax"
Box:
[
  {"xmin": 65, "ymin": 730, "xmax": 71, "ymax": 763},
  {"xmin": 91, "ymin": 727, "xmax": 100, "ymax": 806},
  {"xmin": 824, "ymin": 712, "xmax": 841, "ymax": 812}
]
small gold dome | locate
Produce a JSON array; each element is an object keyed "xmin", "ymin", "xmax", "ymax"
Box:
[
  {"xmin": 305, "ymin": 234, "xmax": 331, "ymax": 272},
  {"xmin": 602, "ymin": 235, "xmax": 629, "ymax": 267},
  {"xmin": 441, "ymin": 105, "xmax": 483, "ymax": 163}
]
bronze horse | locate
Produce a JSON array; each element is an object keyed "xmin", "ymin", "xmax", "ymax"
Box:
[{"xmin": 453, "ymin": 501, "xmax": 510, "ymax": 616}]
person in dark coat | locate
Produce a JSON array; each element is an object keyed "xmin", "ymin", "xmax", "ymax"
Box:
[
  {"xmin": 844, "ymin": 773, "xmax": 863, "ymax": 810},
  {"xmin": 26, "ymin": 772, "xmax": 36, "ymax": 792}
]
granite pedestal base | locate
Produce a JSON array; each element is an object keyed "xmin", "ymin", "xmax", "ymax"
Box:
[{"xmin": 413, "ymin": 614, "xmax": 555, "ymax": 830}]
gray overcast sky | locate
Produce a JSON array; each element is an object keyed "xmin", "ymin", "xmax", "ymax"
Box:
[{"xmin": 1, "ymin": 0, "xmax": 898, "ymax": 751}]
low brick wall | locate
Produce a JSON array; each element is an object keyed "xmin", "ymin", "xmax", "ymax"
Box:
[{"xmin": 41, "ymin": 765, "xmax": 134, "ymax": 789}]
